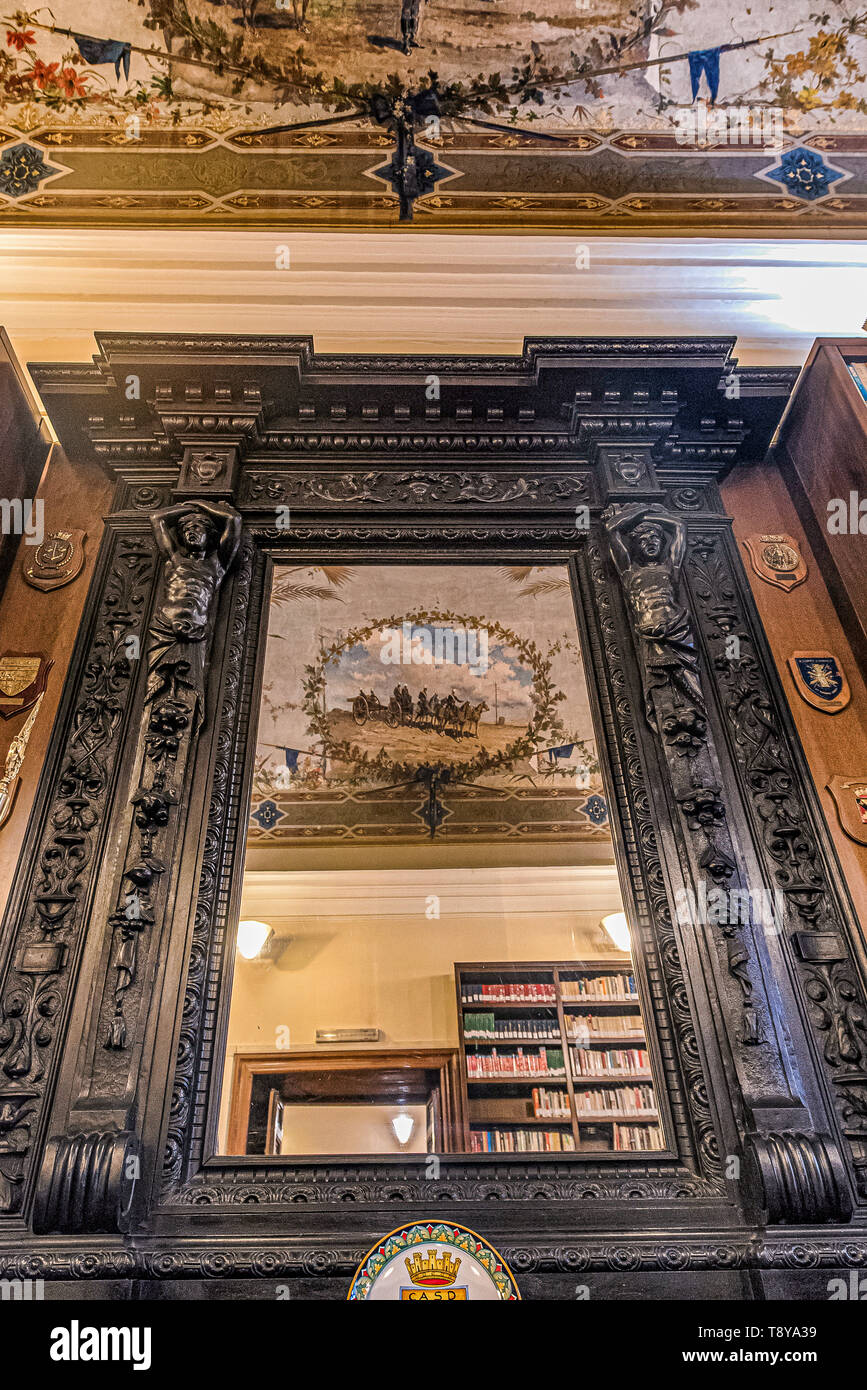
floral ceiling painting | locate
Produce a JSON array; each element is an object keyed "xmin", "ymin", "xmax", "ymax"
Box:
[
  {"xmin": 0, "ymin": 0, "xmax": 865, "ymax": 225},
  {"xmin": 248, "ymin": 563, "xmax": 611, "ymax": 846}
]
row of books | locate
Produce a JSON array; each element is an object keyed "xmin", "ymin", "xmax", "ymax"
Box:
[
  {"xmin": 463, "ymin": 1012, "xmax": 559, "ymax": 1042},
  {"xmin": 572, "ymin": 1084, "xmax": 656, "ymax": 1115},
  {"xmin": 847, "ymin": 360, "xmax": 867, "ymax": 404},
  {"xmin": 565, "ymin": 1013, "xmax": 644, "ymax": 1041},
  {"xmin": 466, "ymin": 1047, "xmax": 566, "ymax": 1080},
  {"xmin": 613, "ymin": 1124, "xmax": 664, "ymax": 1151},
  {"xmin": 570, "ymin": 1047, "xmax": 649, "ymax": 1077},
  {"xmin": 561, "ymin": 974, "xmax": 636, "ymax": 1001},
  {"xmin": 469, "ymin": 1129, "xmax": 577, "ymax": 1154},
  {"xmin": 461, "ymin": 982, "xmax": 557, "ymax": 1004},
  {"xmin": 532, "ymin": 1087, "xmax": 571, "ymax": 1120}
]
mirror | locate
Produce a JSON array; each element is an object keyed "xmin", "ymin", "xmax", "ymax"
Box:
[{"xmin": 216, "ymin": 563, "xmax": 664, "ymax": 1157}]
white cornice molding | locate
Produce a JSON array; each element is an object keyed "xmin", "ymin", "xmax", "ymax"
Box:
[
  {"xmin": 240, "ymin": 864, "xmax": 623, "ymax": 919},
  {"xmin": 2, "ymin": 233, "xmax": 865, "ymax": 375}
]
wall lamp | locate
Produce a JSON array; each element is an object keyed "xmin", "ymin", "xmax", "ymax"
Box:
[
  {"xmin": 391, "ymin": 1112, "xmax": 415, "ymax": 1147},
  {"xmin": 601, "ymin": 911, "xmax": 631, "ymax": 953},
  {"xmin": 236, "ymin": 919, "xmax": 292, "ymax": 963}
]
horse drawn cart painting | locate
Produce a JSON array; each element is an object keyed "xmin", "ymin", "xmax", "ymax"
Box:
[
  {"xmin": 350, "ymin": 686, "xmax": 487, "ymax": 739},
  {"xmin": 248, "ymin": 563, "xmax": 611, "ymax": 846}
]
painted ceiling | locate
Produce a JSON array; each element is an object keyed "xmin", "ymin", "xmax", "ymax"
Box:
[{"xmin": 0, "ymin": 1, "xmax": 865, "ymax": 227}]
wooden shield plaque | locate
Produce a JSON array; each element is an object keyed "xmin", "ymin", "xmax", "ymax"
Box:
[
  {"xmin": 827, "ymin": 775, "xmax": 867, "ymax": 846},
  {"xmin": 743, "ymin": 533, "xmax": 807, "ymax": 591},
  {"xmin": 0, "ymin": 653, "xmax": 53, "ymax": 719},
  {"xmin": 22, "ymin": 529, "xmax": 87, "ymax": 591},
  {"xmin": 787, "ymin": 652, "xmax": 851, "ymax": 714}
]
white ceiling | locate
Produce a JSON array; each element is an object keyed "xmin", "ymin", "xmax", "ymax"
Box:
[{"xmin": 1, "ymin": 232, "xmax": 865, "ymax": 399}]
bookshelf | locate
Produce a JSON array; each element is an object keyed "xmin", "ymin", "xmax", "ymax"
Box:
[{"xmin": 455, "ymin": 960, "xmax": 664, "ymax": 1155}]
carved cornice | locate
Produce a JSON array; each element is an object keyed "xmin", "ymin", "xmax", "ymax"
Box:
[
  {"xmin": 251, "ymin": 525, "xmax": 585, "ymax": 544},
  {"xmin": 173, "ymin": 1168, "xmax": 718, "ymax": 1206},
  {"xmin": 30, "ymin": 335, "xmax": 794, "ymax": 479},
  {"xmin": 85, "ymin": 334, "xmax": 740, "ymax": 373},
  {"xmin": 259, "ymin": 433, "xmax": 574, "ymax": 453}
]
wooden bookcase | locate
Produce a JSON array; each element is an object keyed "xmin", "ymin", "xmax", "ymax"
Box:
[{"xmin": 454, "ymin": 960, "xmax": 664, "ymax": 1155}]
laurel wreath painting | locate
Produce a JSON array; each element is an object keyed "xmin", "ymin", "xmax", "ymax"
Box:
[{"xmin": 300, "ymin": 607, "xmax": 596, "ymax": 787}]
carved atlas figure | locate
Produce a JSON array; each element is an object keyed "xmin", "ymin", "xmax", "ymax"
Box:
[
  {"xmin": 606, "ymin": 504, "xmax": 706, "ymax": 733},
  {"xmin": 146, "ymin": 501, "xmax": 242, "ymax": 737}
]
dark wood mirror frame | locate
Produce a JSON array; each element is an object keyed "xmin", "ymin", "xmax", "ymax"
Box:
[{"xmin": 1, "ymin": 334, "xmax": 866, "ymax": 1299}]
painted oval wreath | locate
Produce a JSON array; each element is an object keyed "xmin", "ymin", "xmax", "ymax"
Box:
[{"xmin": 301, "ymin": 607, "xmax": 574, "ymax": 785}]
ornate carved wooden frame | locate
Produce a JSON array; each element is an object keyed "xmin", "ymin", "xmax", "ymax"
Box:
[{"xmin": 1, "ymin": 334, "xmax": 866, "ymax": 1288}]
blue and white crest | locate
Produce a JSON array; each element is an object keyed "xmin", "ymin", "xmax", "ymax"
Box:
[{"xmin": 788, "ymin": 652, "xmax": 850, "ymax": 714}]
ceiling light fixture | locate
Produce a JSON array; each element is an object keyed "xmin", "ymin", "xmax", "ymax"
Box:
[{"xmin": 601, "ymin": 911, "xmax": 631, "ymax": 953}]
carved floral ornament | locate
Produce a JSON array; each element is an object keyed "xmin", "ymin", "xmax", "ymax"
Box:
[{"xmin": 0, "ymin": 538, "xmax": 155, "ymax": 1213}]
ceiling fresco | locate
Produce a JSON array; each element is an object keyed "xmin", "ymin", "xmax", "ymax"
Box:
[{"xmin": 0, "ymin": 1, "xmax": 866, "ymax": 227}]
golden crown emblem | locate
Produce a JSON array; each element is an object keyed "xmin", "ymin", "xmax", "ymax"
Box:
[{"xmin": 404, "ymin": 1248, "xmax": 462, "ymax": 1287}]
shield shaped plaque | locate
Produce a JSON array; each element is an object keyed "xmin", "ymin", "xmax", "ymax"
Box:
[
  {"xmin": 22, "ymin": 528, "xmax": 87, "ymax": 591},
  {"xmin": 788, "ymin": 652, "xmax": 851, "ymax": 714},
  {"xmin": 743, "ymin": 533, "xmax": 807, "ymax": 591},
  {"xmin": 0, "ymin": 653, "xmax": 52, "ymax": 719},
  {"xmin": 827, "ymin": 776, "xmax": 867, "ymax": 846}
]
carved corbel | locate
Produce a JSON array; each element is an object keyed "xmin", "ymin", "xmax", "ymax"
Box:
[
  {"xmin": 32, "ymin": 1130, "xmax": 141, "ymax": 1234},
  {"xmin": 744, "ymin": 1131, "xmax": 852, "ymax": 1224}
]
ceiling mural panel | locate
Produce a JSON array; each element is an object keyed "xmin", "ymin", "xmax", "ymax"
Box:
[{"xmin": 1, "ymin": 1, "xmax": 865, "ymax": 226}]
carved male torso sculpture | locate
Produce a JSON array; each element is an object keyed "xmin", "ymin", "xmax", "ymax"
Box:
[
  {"xmin": 146, "ymin": 502, "xmax": 241, "ymax": 737},
  {"xmin": 606, "ymin": 506, "xmax": 705, "ymax": 732}
]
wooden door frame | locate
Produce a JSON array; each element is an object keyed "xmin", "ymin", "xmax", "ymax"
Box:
[{"xmin": 227, "ymin": 1048, "xmax": 464, "ymax": 1155}]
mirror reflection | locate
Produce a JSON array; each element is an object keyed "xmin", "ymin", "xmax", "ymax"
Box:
[{"xmin": 217, "ymin": 564, "xmax": 663, "ymax": 1157}]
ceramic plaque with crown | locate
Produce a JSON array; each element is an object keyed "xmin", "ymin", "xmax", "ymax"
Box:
[{"xmin": 348, "ymin": 1222, "xmax": 520, "ymax": 1300}]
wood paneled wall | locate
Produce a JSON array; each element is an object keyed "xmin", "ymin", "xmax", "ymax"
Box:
[
  {"xmin": 721, "ymin": 460, "xmax": 867, "ymax": 938},
  {"xmin": 0, "ymin": 332, "xmax": 50, "ymax": 601},
  {"xmin": 776, "ymin": 338, "xmax": 867, "ymax": 675},
  {"xmin": 0, "ymin": 443, "xmax": 113, "ymax": 912}
]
